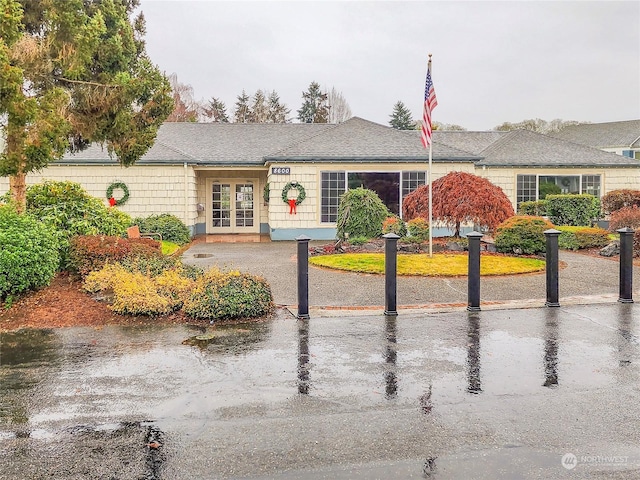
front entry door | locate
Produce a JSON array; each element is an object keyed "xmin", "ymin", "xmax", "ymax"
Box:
[{"xmin": 210, "ymin": 181, "xmax": 257, "ymax": 233}]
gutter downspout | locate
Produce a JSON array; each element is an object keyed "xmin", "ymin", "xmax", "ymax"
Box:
[{"xmin": 184, "ymin": 162, "xmax": 189, "ymax": 233}]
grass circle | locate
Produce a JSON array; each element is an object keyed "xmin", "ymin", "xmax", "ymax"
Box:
[{"xmin": 308, "ymin": 252, "xmax": 545, "ymax": 276}]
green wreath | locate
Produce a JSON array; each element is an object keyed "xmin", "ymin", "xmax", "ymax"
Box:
[
  {"xmin": 281, "ymin": 182, "xmax": 306, "ymax": 205},
  {"xmin": 106, "ymin": 181, "xmax": 130, "ymax": 206}
]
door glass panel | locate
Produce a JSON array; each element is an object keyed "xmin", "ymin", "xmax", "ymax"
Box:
[
  {"xmin": 235, "ymin": 183, "xmax": 254, "ymax": 227},
  {"xmin": 212, "ymin": 184, "xmax": 231, "ymax": 227}
]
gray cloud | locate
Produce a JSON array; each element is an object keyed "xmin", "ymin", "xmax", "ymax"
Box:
[{"xmin": 141, "ymin": 0, "xmax": 640, "ymax": 130}]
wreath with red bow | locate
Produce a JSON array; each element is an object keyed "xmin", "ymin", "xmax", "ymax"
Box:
[{"xmin": 282, "ymin": 182, "xmax": 306, "ymax": 214}]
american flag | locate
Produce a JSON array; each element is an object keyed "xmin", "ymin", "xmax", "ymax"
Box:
[{"xmin": 421, "ymin": 60, "xmax": 438, "ymax": 148}]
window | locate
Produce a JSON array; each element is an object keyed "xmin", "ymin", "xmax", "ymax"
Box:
[
  {"xmin": 516, "ymin": 174, "xmax": 602, "ymax": 206},
  {"xmin": 320, "ymin": 171, "xmax": 345, "ymax": 223},
  {"xmin": 401, "ymin": 171, "xmax": 427, "ymax": 200},
  {"xmin": 581, "ymin": 175, "xmax": 601, "ymax": 197},
  {"xmin": 517, "ymin": 175, "xmax": 537, "ymax": 204}
]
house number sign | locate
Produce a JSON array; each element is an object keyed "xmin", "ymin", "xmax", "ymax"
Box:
[{"xmin": 272, "ymin": 167, "xmax": 291, "ymax": 175}]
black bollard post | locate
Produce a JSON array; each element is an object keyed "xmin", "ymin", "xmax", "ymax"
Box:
[
  {"xmin": 296, "ymin": 235, "xmax": 311, "ymax": 319},
  {"xmin": 544, "ymin": 229, "xmax": 561, "ymax": 307},
  {"xmin": 618, "ymin": 227, "xmax": 634, "ymax": 303},
  {"xmin": 467, "ymin": 231, "xmax": 483, "ymax": 312},
  {"xmin": 383, "ymin": 233, "xmax": 400, "ymax": 316}
]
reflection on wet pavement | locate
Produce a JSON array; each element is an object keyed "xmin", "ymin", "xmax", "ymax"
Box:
[{"xmin": 2, "ymin": 304, "xmax": 640, "ymax": 478}]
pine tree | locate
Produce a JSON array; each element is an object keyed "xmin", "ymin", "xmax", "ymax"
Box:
[
  {"xmin": 234, "ymin": 90, "xmax": 251, "ymax": 123},
  {"xmin": 0, "ymin": 0, "xmax": 173, "ymax": 211},
  {"xmin": 249, "ymin": 90, "xmax": 269, "ymax": 123},
  {"xmin": 389, "ymin": 101, "xmax": 414, "ymax": 130},
  {"xmin": 204, "ymin": 97, "xmax": 229, "ymax": 123},
  {"xmin": 297, "ymin": 82, "xmax": 330, "ymax": 123},
  {"xmin": 267, "ymin": 90, "xmax": 290, "ymax": 123}
]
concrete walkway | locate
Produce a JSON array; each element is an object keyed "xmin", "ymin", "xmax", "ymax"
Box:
[{"xmin": 181, "ymin": 241, "xmax": 640, "ymax": 315}]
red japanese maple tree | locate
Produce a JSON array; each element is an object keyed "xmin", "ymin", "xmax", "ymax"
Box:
[{"xmin": 402, "ymin": 171, "xmax": 515, "ymax": 237}]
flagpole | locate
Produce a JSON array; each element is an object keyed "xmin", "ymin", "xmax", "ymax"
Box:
[
  {"xmin": 428, "ymin": 54, "xmax": 433, "ymax": 258},
  {"xmin": 429, "ymin": 131, "xmax": 433, "ymax": 258}
]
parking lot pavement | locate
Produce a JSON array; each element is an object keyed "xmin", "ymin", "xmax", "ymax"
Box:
[
  {"xmin": 2, "ymin": 303, "xmax": 640, "ymax": 479},
  {"xmin": 182, "ymin": 241, "xmax": 640, "ymax": 310}
]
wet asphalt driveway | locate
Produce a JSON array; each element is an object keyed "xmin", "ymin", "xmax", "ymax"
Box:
[{"xmin": 2, "ymin": 303, "xmax": 640, "ymax": 479}]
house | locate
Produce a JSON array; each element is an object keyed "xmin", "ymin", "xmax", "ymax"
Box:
[
  {"xmin": 1, "ymin": 117, "xmax": 638, "ymax": 240},
  {"xmin": 551, "ymin": 120, "xmax": 640, "ymax": 159}
]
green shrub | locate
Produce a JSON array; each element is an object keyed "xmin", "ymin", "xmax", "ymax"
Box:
[
  {"xmin": 382, "ymin": 216, "xmax": 407, "ymax": 237},
  {"xmin": 601, "ymin": 189, "xmax": 640, "ymax": 214},
  {"xmin": 518, "ymin": 200, "xmax": 548, "ymax": 216},
  {"xmin": 25, "ymin": 180, "xmax": 132, "ymax": 268},
  {"xmin": 538, "ymin": 182, "xmax": 561, "ymax": 199},
  {"xmin": 557, "ymin": 226, "xmax": 610, "ymax": 250},
  {"xmin": 183, "ymin": 269, "xmax": 274, "ymax": 321},
  {"xmin": 545, "ymin": 194, "xmax": 600, "ymax": 226},
  {"xmin": 69, "ymin": 235, "xmax": 161, "ymax": 277},
  {"xmin": 494, "ymin": 215, "xmax": 554, "ymax": 254},
  {"xmin": 0, "ymin": 206, "xmax": 59, "ymax": 300},
  {"xmin": 134, "ymin": 214, "xmax": 191, "ymax": 245},
  {"xmin": 347, "ymin": 236, "xmax": 370, "ymax": 246},
  {"xmin": 336, "ymin": 188, "xmax": 391, "ymax": 241},
  {"xmin": 406, "ymin": 218, "xmax": 429, "ymax": 242}
]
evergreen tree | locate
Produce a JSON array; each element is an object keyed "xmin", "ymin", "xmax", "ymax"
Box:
[
  {"xmin": 267, "ymin": 90, "xmax": 290, "ymax": 123},
  {"xmin": 234, "ymin": 90, "xmax": 251, "ymax": 123},
  {"xmin": 297, "ymin": 82, "xmax": 330, "ymax": 123},
  {"xmin": 204, "ymin": 97, "xmax": 229, "ymax": 123},
  {"xmin": 249, "ymin": 89, "xmax": 268, "ymax": 123},
  {"xmin": 0, "ymin": 0, "xmax": 173, "ymax": 211},
  {"xmin": 389, "ymin": 101, "xmax": 414, "ymax": 130}
]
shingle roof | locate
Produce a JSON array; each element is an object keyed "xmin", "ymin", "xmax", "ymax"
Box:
[
  {"xmin": 59, "ymin": 140, "xmax": 195, "ymax": 165},
  {"xmin": 51, "ymin": 118, "xmax": 639, "ymax": 168},
  {"xmin": 477, "ymin": 129, "xmax": 639, "ymax": 167},
  {"xmin": 551, "ymin": 120, "xmax": 640, "ymax": 148},
  {"xmin": 266, "ymin": 117, "xmax": 479, "ymax": 162},
  {"xmin": 432, "ymin": 131, "xmax": 507, "ymax": 155}
]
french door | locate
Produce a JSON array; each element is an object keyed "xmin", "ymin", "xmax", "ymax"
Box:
[{"xmin": 209, "ymin": 181, "xmax": 257, "ymax": 233}]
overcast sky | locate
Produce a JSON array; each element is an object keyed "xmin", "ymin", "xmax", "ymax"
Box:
[{"xmin": 139, "ymin": 0, "xmax": 640, "ymax": 131}]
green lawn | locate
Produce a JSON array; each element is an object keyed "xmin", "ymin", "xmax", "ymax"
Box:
[{"xmin": 309, "ymin": 252, "xmax": 545, "ymax": 276}]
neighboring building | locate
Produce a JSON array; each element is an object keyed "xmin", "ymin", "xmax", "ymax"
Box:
[
  {"xmin": 1, "ymin": 117, "xmax": 638, "ymax": 240},
  {"xmin": 552, "ymin": 120, "xmax": 640, "ymax": 159}
]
